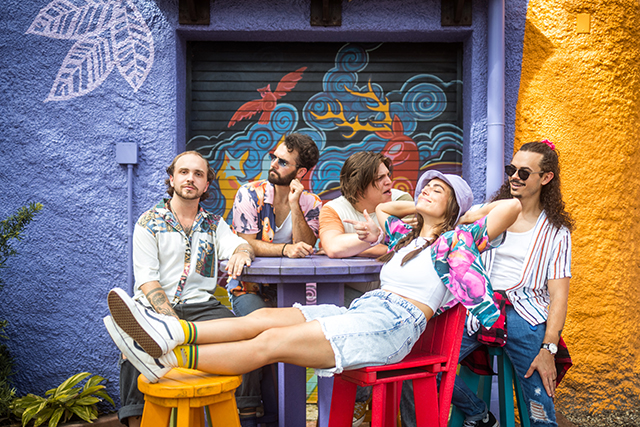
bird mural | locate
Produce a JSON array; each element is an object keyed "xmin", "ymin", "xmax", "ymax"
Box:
[{"xmin": 228, "ymin": 66, "xmax": 307, "ymax": 127}]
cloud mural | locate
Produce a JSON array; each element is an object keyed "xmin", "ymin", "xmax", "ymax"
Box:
[{"xmin": 188, "ymin": 42, "xmax": 464, "ymax": 219}]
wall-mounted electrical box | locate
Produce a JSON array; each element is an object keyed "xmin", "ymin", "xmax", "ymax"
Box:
[
  {"xmin": 577, "ymin": 14, "xmax": 591, "ymax": 34},
  {"xmin": 116, "ymin": 143, "xmax": 138, "ymax": 165}
]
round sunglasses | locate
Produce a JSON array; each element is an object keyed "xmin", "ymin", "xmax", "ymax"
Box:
[
  {"xmin": 504, "ymin": 164, "xmax": 545, "ymax": 181},
  {"xmin": 269, "ymin": 153, "xmax": 298, "ymax": 169}
]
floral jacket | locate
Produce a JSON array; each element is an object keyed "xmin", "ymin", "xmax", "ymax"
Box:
[{"xmin": 385, "ymin": 215, "xmax": 504, "ymax": 328}]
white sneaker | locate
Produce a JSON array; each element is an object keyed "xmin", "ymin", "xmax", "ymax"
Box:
[
  {"xmin": 107, "ymin": 288, "xmax": 184, "ymax": 358},
  {"xmin": 103, "ymin": 316, "xmax": 172, "ymax": 383},
  {"xmin": 463, "ymin": 412, "xmax": 500, "ymax": 427}
]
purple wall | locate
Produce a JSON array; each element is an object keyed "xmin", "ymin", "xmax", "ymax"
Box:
[{"xmin": 0, "ymin": 0, "xmax": 527, "ymax": 409}]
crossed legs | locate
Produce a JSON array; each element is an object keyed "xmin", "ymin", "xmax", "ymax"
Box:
[
  {"xmin": 105, "ymin": 288, "xmax": 337, "ymax": 382},
  {"xmin": 188, "ymin": 307, "xmax": 337, "ymax": 374}
]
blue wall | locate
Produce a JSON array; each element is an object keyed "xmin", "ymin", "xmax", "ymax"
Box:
[{"xmin": 0, "ymin": 0, "xmax": 527, "ymax": 409}]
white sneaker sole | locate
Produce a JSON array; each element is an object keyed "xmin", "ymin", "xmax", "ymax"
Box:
[
  {"xmin": 103, "ymin": 316, "xmax": 168, "ymax": 383},
  {"xmin": 107, "ymin": 288, "xmax": 169, "ymax": 358}
]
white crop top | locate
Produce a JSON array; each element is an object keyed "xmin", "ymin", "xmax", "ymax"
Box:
[{"xmin": 380, "ymin": 237, "xmax": 451, "ymax": 312}]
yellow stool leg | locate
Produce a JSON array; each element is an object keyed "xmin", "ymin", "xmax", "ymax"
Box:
[
  {"xmin": 175, "ymin": 399, "xmax": 202, "ymax": 427},
  {"xmin": 207, "ymin": 392, "xmax": 241, "ymax": 427},
  {"xmin": 141, "ymin": 401, "xmax": 172, "ymax": 427}
]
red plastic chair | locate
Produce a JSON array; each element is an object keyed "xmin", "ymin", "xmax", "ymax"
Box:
[{"xmin": 328, "ymin": 303, "xmax": 467, "ymax": 427}]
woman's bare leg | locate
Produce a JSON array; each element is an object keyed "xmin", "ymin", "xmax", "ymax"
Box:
[
  {"xmin": 194, "ymin": 319, "xmax": 336, "ymax": 375},
  {"xmin": 191, "ymin": 306, "xmax": 308, "ymax": 345}
]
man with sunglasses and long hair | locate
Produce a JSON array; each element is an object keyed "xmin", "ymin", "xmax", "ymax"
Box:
[
  {"xmin": 230, "ymin": 133, "xmax": 321, "ymax": 426},
  {"xmin": 402, "ymin": 140, "xmax": 574, "ymax": 427}
]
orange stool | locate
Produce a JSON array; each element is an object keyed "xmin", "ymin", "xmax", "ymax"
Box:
[{"xmin": 138, "ymin": 368, "xmax": 242, "ymax": 427}]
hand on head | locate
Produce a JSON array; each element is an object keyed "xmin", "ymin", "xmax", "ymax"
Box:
[{"xmin": 288, "ymin": 178, "xmax": 304, "ymax": 205}]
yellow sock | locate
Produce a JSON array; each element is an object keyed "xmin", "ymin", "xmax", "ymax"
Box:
[
  {"xmin": 179, "ymin": 319, "xmax": 197, "ymax": 344},
  {"xmin": 173, "ymin": 345, "xmax": 198, "ymax": 370}
]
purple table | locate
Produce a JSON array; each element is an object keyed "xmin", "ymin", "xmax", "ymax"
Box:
[{"xmin": 237, "ymin": 255, "xmax": 383, "ymax": 427}]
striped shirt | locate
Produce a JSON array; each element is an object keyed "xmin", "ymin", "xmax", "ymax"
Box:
[{"xmin": 467, "ymin": 209, "xmax": 572, "ymax": 332}]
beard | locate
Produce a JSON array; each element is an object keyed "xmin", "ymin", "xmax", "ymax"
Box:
[
  {"xmin": 268, "ymin": 168, "xmax": 297, "ymax": 186},
  {"xmin": 509, "ymin": 179, "xmax": 525, "ymax": 198},
  {"xmin": 174, "ymin": 184, "xmax": 203, "ymax": 200}
]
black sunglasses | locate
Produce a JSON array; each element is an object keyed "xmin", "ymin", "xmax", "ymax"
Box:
[
  {"xmin": 504, "ymin": 164, "xmax": 545, "ymax": 181},
  {"xmin": 269, "ymin": 153, "xmax": 298, "ymax": 169}
]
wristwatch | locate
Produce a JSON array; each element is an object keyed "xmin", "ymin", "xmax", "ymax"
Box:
[{"xmin": 541, "ymin": 342, "xmax": 558, "ymax": 355}]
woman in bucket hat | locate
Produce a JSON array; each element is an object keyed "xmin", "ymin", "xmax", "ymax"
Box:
[{"xmin": 104, "ymin": 172, "xmax": 521, "ymax": 382}]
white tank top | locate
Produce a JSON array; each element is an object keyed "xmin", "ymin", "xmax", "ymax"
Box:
[
  {"xmin": 272, "ymin": 212, "xmax": 292, "ymax": 244},
  {"xmin": 489, "ymin": 228, "xmax": 534, "ymax": 291}
]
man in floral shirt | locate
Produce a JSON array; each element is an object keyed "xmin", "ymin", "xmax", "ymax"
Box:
[{"xmin": 230, "ymin": 133, "xmax": 321, "ymax": 426}]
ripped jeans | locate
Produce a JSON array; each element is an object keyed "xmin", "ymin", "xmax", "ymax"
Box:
[{"xmin": 452, "ymin": 306, "xmax": 557, "ymax": 426}]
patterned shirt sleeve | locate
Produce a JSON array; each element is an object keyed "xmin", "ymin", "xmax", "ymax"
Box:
[
  {"xmin": 216, "ymin": 217, "xmax": 251, "ymax": 260},
  {"xmin": 385, "ymin": 215, "xmax": 412, "ymax": 250},
  {"xmin": 547, "ymin": 226, "xmax": 572, "ymax": 280},
  {"xmin": 232, "ymin": 184, "xmax": 260, "ymax": 235},
  {"xmin": 300, "ymin": 191, "xmax": 322, "ymax": 236},
  {"xmin": 132, "ymin": 218, "xmax": 161, "ymax": 293}
]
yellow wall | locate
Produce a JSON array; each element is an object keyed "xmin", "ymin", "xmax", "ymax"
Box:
[{"xmin": 515, "ymin": 0, "xmax": 640, "ymax": 413}]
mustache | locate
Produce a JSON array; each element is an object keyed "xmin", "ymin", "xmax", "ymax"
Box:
[
  {"xmin": 509, "ymin": 178, "xmax": 525, "ymax": 186},
  {"xmin": 181, "ymin": 183, "xmax": 198, "ymax": 191}
]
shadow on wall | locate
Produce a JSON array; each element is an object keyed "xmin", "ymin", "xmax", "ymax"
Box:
[{"xmin": 516, "ymin": 18, "xmax": 555, "ymax": 130}]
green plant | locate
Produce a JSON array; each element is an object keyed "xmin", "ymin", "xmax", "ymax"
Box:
[
  {"xmin": 10, "ymin": 373, "xmax": 114, "ymax": 427},
  {"xmin": 0, "ymin": 320, "xmax": 16, "ymax": 424},
  {"xmin": 0, "ymin": 202, "xmax": 43, "ymax": 289},
  {"xmin": 0, "ymin": 202, "xmax": 42, "ymax": 423}
]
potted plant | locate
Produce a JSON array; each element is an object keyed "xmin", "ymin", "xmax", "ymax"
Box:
[{"xmin": 10, "ymin": 372, "xmax": 115, "ymax": 427}]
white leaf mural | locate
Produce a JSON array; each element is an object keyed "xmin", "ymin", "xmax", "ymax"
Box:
[
  {"xmin": 111, "ymin": 0, "xmax": 155, "ymax": 92},
  {"xmin": 46, "ymin": 34, "xmax": 114, "ymax": 102},
  {"xmin": 26, "ymin": 0, "xmax": 115, "ymax": 40},
  {"xmin": 27, "ymin": 0, "xmax": 154, "ymax": 102}
]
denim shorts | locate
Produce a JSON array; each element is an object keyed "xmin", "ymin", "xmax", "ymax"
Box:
[{"xmin": 294, "ymin": 290, "xmax": 427, "ymax": 377}]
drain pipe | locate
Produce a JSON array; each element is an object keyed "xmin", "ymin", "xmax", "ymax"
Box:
[
  {"xmin": 116, "ymin": 143, "xmax": 138, "ymax": 295},
  {"xmin": 486, "ymin": 0, "xmax": 505, "ymax": 200}
]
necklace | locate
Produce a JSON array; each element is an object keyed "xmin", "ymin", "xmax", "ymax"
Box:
[{"xmin": 168, "ymin": 200, "xmax": 193, "ymax": 236}]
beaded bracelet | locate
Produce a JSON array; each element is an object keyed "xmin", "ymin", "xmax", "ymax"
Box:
[{"xmin": 370, "ymin": 231, "xmax": 385, "ymax": 246}]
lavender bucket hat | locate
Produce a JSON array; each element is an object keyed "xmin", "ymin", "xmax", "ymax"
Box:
[{"xmin": 415, "ymin": 170, "xmax": 474, "ymax": 224}]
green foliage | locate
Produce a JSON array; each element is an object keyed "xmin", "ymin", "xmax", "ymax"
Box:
[
  {"xmin": 0, "ymin": 203, "xmax": 42, "ymax": 424},
  {"xmin": 0, "ymin": 202, "xmax": 43, "ymax": 289},
  {"xmin": 0, "ymin": 321, "xmax": 16, "ymax": 424},
  {"xmin": 10, "ymin": 373, "xmax": 115, "ymax": 427}
]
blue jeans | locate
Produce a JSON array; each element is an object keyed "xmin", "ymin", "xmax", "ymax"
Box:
[
  {"xmin": 453, "ymin": 306, "xmax": 557, "ymax": 426},
  {"xmin": 400, "ymin": 307, "xmax": 557, "ymax": 426},
  {"xmin": 296, "ymin": 290, "xmax": 427, "ymax": 376}
]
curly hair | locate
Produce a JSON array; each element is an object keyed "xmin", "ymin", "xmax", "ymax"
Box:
[
  {"xmin": 340, "ymin": 152, "xmax": 393, "ymax": 205},
  {"xmin": 378, "ymin": 183, "xmax": 460, "ymax": 265},
  {"xmin": 164, "ymin": 151, "xmax": 215, "ymax": 202},
  {"xmin": 491, "ymin": 141, "xmax": 574, "ymax": 231},
  {"xmin": 283, "ymin": 133, "xmax": 320, "ymax": 171}
]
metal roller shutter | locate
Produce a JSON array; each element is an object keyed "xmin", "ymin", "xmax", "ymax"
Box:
[{"xmin": 186, "ymin": 41, "xmax": 463, "ymax": 218}]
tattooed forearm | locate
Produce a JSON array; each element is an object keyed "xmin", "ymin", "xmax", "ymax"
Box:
[
  {"xmin": 145, "ymin": 287, "xmax": 177, "ymax": 318},
  {"xmin": 157, "ymin": 307, "xmax": 178, "ymax": 318}
]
